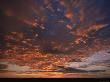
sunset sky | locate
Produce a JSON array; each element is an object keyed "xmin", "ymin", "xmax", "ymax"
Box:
[{"xmin": 0, "ymin": 0, "xmax": 110, "ymax": 78}]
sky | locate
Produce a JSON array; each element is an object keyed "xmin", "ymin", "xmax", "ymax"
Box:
[{"xmin": 0, "ymin": 0, "xmax": 110, "ymax": 54}]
